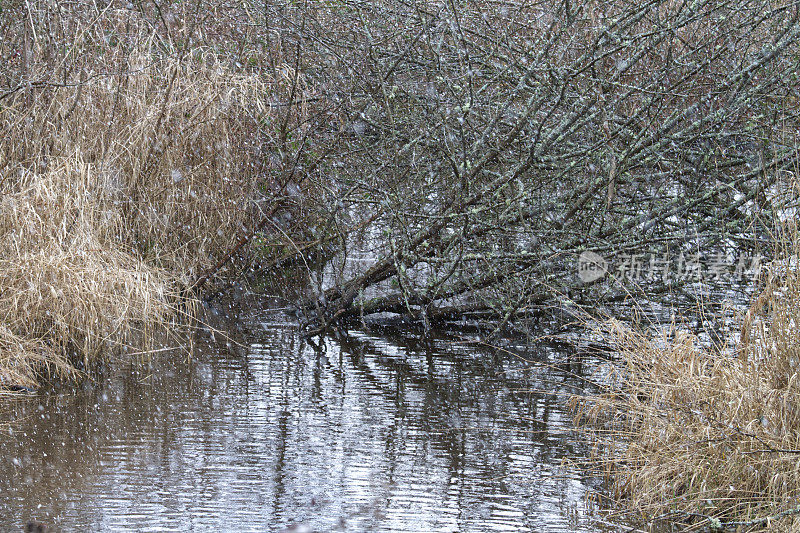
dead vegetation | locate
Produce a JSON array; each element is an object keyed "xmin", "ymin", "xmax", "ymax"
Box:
[
  {"xmin": 575, "ymin": 228, "xmax": 800, "ymax": 531},
  {"xmin": 4, "ymin": 11, "xmax": 800, "ymax": 532},
  {"xmin": 0, "ymin": 2, "xmax": 271, "ymax": 387},
  {"xmin": 253, "ymin": 0, "xmax": 800, "ymax": 336}
]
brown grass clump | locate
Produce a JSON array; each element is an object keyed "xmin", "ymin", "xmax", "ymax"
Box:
[
  {"xmin": 0, "ymin": 159, "xmax": 176, "ymax": 381},
  {"xmin": 0, "ymin": 5, "xmax": 272, "ymax": 388},
  {"xmin": 0, "ymin": 325, "xmax": 68, "ymax": 391},
  {"xmin": 575, "ymin": 261, "xmax": 800, "ymax": 530}
]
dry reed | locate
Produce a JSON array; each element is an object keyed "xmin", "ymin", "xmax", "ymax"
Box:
[
  {"xmin": 0, "ymin": 3, "xmax": 271, "ymax": 387},
  {"xmin": 575, "ymin": 244, "xmax": 800, "ymax": 530}
]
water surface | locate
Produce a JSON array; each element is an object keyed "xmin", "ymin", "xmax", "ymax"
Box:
[{"xmin": 0, "ymin": 301, "xmax": 608, "ymax": 532}]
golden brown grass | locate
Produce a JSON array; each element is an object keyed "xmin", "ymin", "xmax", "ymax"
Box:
[
  {"xmin": 575, "ymin": 249, "xmax": 800, "ymax": 530},
  {"xmin": 0, "ymin": 4, "xmax": 272, "ymax": 387}
]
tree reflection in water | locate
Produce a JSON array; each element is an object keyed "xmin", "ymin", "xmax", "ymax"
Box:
[{"xmin": 0, "ymin": 305, "xmax": 606, "ymax": 532}]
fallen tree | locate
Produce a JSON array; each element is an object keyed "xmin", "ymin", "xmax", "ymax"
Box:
[{"xmin": 250, "ymin": 0, "xmax": 800, "ymax": 335}]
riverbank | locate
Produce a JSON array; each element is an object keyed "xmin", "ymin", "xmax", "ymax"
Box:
[{"xmin": 3, "ymin": 2, "xmax": 800, "ymax": 529}]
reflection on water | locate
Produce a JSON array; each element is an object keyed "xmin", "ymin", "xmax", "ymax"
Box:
[{"xmin": 0, "ymin": 302, "xmax": 607, "ymax": 532}]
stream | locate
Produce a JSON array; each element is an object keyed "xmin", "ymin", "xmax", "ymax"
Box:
[{"xmin": 0, "ymin": 298, "xmax": 611, "ymax": 532}]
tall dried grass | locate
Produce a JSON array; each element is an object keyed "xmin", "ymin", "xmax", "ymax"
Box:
[
  {"xmin": 0, "ymin": 4, "xmax": 271, "ymax": 387},
  {"xmin": 576, "ymin": 242, "xmax": 800, "ymax": 530}
]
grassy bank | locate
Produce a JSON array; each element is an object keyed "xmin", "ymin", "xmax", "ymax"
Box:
[
  {"xmin": 575, "ymin": 231, "xmax": 800, "ymax": 531},
  {"xmin": 0, "ymin": 3, "xmax": 271, "ymax": 388}
]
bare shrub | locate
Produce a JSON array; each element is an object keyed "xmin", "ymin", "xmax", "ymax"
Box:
[{"xmin": 252, "ymin": 0, "xmax": 800, "ymax": 335}]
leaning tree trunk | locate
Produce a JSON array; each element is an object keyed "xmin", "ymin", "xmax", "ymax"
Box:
[{"xmin": 247, "ymin": 0, "xmax": 800, "ymax": 335}]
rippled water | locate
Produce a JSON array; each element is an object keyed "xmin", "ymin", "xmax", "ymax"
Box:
[{"xmin": 0, "ymin": 301, "xmax": 609, "ymax": 532}]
